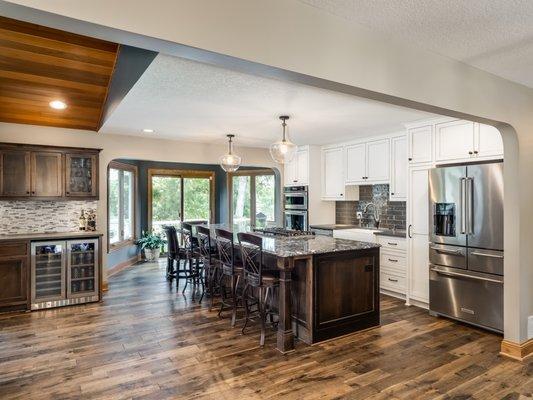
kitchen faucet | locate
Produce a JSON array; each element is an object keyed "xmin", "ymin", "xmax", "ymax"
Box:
[{"xmin": 363, "ymin": 202, "xmax": 380, "ymax": 228}]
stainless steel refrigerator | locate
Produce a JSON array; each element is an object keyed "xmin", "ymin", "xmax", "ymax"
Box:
[{"xmin": 428, "ymin": 161, "xmax": 503, "ymax": 333}]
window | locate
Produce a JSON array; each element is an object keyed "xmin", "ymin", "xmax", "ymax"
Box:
[
  {"xmin": 148, "ymin": 169, "xmax": 215, "ymax": 234},
  {"xmin": 229, "ymin": 169, "xmax": 277, "ymax": 228},
  {"xmin": 108, "ymin": 161, "xmax": 137, "ymax": 251}
]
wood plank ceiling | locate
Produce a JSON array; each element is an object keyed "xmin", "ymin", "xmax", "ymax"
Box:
[{"xmin": 0, "ymin": 16, "xmax": 119, "ymax": 131}]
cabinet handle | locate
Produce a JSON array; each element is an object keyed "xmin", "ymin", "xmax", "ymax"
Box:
[
  {"xmin": 293, "ymin": 180, "xmax": 297, "ymax": 183},
  {"xmin": 474, "ymin": 150, "xmax": 479, "ymax": 154},
  {"xmin": 408, "ymin": 157, "xmax": 413, "ymax": 161},
  {"xmin": 388, "ymin": 277, "xmax": 399, "ymax": 282},
  {"xmin": 26, "ymin": 191, "xmax": 30, "ymax": 194},
  {"xmin": 391, "ymin": 192, "xmax": 395, "ymax": 195},
  {"xmin": 339, "ymin": 193, "xmax": 343, "ymax": 196},
  {"xmin": 408, "ymin": 225, "xmax": 412, "ymax": 238},
  {"xmin": 468, "ymin": 151, "xmax": 473, "ymax": 155},
  {"xmin": 388, "ymin": 258, "xmax": 398, "ymax": 262},
  {"xmin": 387, "ymin": 242, "xmax": 397, "ymax": 246},
  {"xmin": 66, "ymin": 191, "xmax": 70, "ymax": 194}
]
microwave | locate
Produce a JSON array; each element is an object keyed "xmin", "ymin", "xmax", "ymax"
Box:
[{"xmin": 284, "ymin": 186, "xmax": 308, "ymax": 210}]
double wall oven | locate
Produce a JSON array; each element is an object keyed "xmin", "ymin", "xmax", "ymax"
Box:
[
  {"xmin": 284, "ymin": 186, "xmax": 308, "ymax": 230},
  {"xmin": 428, "ymin": 161, "xmax": 503, "ymax": 333}
]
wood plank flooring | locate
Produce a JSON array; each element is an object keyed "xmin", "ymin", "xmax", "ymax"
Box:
[{"xmin": 0, "ymin": 261, "xmax": 531, "ymax": 399}]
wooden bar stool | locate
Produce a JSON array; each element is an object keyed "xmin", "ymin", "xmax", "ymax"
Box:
[
  {"xmin": 162, "ymin": 225, "xmax": 188, "ymax": 282},
  {"xmin": 238, "ymin": 232, "xmax": 279, "ymax": 347},
  {"xmin": 214, "ymin": 228, "xmax": 244, "ymax": 327},
  {"xmin": 196, "ymin": 225, "xmax": 220, "ymax": 308},
  {"xmin": 181, "ymin": 222, "xmax": 203, "ymax": 300}
]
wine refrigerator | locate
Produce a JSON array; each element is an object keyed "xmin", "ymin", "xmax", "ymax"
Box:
[{"xmin": 31, "ymin": 238, "xmax": 99, "ymax": 310}]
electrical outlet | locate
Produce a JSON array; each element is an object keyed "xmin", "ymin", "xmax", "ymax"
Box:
[{"xmin": 356, "ymin": 211, "xmax": 363, "ymax": 219}]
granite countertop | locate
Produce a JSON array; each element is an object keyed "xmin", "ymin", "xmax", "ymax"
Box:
[
  {"xmin": 0, "ymin": 231, "xmax": 103, "ymax": 242},
  {"xmin": 203, "ymin": 223, "xmax": 380, "ymax": 258}
]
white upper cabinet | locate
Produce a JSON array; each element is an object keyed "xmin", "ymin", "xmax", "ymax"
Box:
[
  {"xmin": 284, "ymin": 146, "xmax": 309, "ymax": 186},
  {"xmin": 408, "ymin": 125, "xmax": 433, "ymax": 164},
  {"xmin": 322, "ymin": 146, "xmax": 345, "ymax": 199},
  {"xmin": 345, "ymin": 138, "xmax": 389, "ymax": 184},
  {"xmin": 366, "ymin": 139, "xmax": 390, "ymax": 182},
  {"xmin": 475, "ymin": 124, "xmax": 503, "ymax": 158},
  {"xmin": 390, "ymin": 135, "xmax": 407, "ymax": 201},
  {"xmin": 435, "ymin": 120, "xmax": 475, "ymax": 162},
  {"xmin": 345, "ymin": 143, "xmax": 366, "ymax": 184}
]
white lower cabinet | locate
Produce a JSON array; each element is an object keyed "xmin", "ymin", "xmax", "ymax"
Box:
[
  {"xmin": 408, "ymin": 233, "xmax": 429, "ymax": 304},
  {"xmin": 377, "ymin": 236, "xmax": 407, "ymax": 298}
]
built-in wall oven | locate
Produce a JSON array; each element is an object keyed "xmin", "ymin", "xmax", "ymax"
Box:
[
  {"xmin": 284, "ymin": 186, "xmax": 308, "ymax": 210},
  {"xmin": 284, "ymin": 186, "xmax": 308, "ymax": 230}
]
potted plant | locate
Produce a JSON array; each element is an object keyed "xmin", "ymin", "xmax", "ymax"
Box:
[{"xmin": 135, "ymin": 230, "xmax": 166, "ymax": 261}]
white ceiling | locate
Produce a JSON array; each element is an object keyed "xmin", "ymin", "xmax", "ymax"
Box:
[
  {"xmin": 100, "ymin": 54, "xmax": 433, "ymax": 147},
  {"xmin": 299, "ymin": 0, "xmax": 533, "ymax": 89}
]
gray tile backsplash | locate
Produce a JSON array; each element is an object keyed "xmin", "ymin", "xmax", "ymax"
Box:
[
  {"xmin": 0, "ymin": 200, "xmax": 97, "ymax": 235},
  {"xmin": 336, "ymin": 184, "xmax": 406, "ymax": 230}
]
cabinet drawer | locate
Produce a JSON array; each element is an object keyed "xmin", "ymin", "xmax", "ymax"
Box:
[
  {"xmin": 376, "ymin": 235, "xmax": 406, "ymax": 251},
  {"xmin": 381, "ymin": 252, "xmax": 406, "ymax": 274},
  {"xmin": 381, "ymin": 271, "xmax": 406, "ymax": 292},
  {"xmin": 0, "ymin": 241, "xmax": 29, "ymax": 258}
]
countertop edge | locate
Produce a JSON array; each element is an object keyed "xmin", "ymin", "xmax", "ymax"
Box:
[{"xmin": 0, "ymin": 232, "xmax": 104, "ymax": 242}]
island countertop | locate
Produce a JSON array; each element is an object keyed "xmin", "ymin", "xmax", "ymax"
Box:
[{"xmin": 202, "ymin": 223, "xmax": 380, "ymax": 258}]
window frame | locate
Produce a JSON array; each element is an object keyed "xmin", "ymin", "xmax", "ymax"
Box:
[
  {"xmin": 107, "ymin": 161, "xmax": 138, "ymax": 253},
  {"xmin": 228, "ymin": 169, "xmax": 277, "ymax": 226},
  {"xmin": 147, "ymin": 168, "xmax": 216, "ymax": 232}
]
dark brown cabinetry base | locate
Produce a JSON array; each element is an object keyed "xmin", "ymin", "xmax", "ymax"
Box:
[{"xmin": 0, "ymin": 241, "xmax": 29, "ymax": 312}]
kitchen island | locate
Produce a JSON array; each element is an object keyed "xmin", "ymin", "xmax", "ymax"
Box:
[{"xmin": 204, "ymin": 224, "xmax": 381, "ymax": 353}]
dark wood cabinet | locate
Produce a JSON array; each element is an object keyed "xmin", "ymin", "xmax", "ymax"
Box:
[
  {"xmin": 31, "ymin": 152, "xmax": 63, "ymax": 197},
  {"xmin": 65, "ymin": 153, "xmax": 98, "ymax": 198},
  {"xmin": 0, "ymin": 150, "xmax": 31, "ymax": 197},
  {"xmin": 0, "ymin": 143, "xmax": 100, "ymax": 200},
  {"xmin": 0, "ymin": 241, "xmax": 29, "ymax": 312}
]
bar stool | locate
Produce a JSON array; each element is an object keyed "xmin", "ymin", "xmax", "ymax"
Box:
[
  {"xmin": 162, "ymin": 225, "xmax": 188, "ymax": 281},
  {"xmin": 181, "ymin": 222, "xmax": 203, "ymax": 300},
  {"xmin": 196, "ymin": 225, "xmax": 220, "ymax": 308},
  {"xmin": 214, "ymin": 228, "xmax": 244, "ymax": 327},
  {"xmin": 238, "ymin": 232, "xmax": 279, "ymax": 347}
]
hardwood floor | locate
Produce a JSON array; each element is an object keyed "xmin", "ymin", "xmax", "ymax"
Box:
[{"xmin": 0, "ymin": 261, "xmax": 531, "ymax": 399}]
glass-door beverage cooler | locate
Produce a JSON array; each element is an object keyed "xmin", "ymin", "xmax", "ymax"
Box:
[{"xmin": 31, "ymin": 238, "xmax": 99, "ymax": 310}]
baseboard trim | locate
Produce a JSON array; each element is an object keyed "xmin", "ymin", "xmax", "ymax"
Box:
[
  {"xmin": 500, "ymin": 338, "xmax": 533, "ymax": 361},
  {"xmin": 107, "ymin": 255, "xmax": 141, "ymax": 279}
]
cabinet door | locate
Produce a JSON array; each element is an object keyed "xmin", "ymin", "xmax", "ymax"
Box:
[
  {"xmin": 408, "ymin": 165, "xmax": 431, "ymax": 304},
  {"xmin": 366, "ymin": 139, "xmax": 390, "ymax": 182},
  {"xmin": 296, "ymin": 149, "xmax": 309, "ymax": 185},
  {"xmin": 65, "ymin": 153, "xmax": 98, "ymax": 198},
  {"xmin": 322, "ymin": 147, "xmax": 344, "ymax": 199},
  {"xmin": 435, "ymin": 120, "xmax": 474, "ymax": 162},
  {"xmin": 408, "ymin": 125, "xmax": 433, "ymax": 164},
  {"xmin": 67, "ymin": 239, "xmax": 99, "ymax": 299},
  {"xmin": 0, "ymin": 256, "xmax": 28, "ymax": 309},
  {"xmin": 345, "ymin": 143, "xmax": 366, "ymax": 184},
  {"xmin": 31, "ymin": 152, "xmax": 63, "ymax": 197},
  {"xmin": 390, "ymin": 136, "xmax": 407, "ymax": 200},
  {"xmin": 0, "ymin": 150, "xmax": 30, "ymax": 197},
  {"xmin": 284, "ymin": 156, "xmax": 298, "ymax": 186},
  {"xmin": 475, "ymin": 123, "xmax": 503, "ymax": 158}
]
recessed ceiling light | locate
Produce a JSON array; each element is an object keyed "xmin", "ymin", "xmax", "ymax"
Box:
[
  {"xmin": 142, "ymin": 128, "xmax": 155, "ymax": 133},
  {"xmin": 49, "ymin": 100, "xmax": 67, "ymax": 110}
]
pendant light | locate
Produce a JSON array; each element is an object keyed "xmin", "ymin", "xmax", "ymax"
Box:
[
  {"xmin": 219, "ymin": 134, "xmax": 242, "ymax": 172},
  {"xmin": 269, "ymin": 115, "xmax": 297, "ymax": 164}
]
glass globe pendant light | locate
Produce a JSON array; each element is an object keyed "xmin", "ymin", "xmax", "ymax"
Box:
[
  {"xmin": 270, "ymin": 115, "xmax": 297, "ymax": 164},
  {"xmin": 219, "ymin": 134, "xmax": 242, "ymax": 172}
]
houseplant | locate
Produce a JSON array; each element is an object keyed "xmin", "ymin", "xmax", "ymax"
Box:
[{"xmin": 135, "ymin": 230, "xmax": 166, "ymax": 261}]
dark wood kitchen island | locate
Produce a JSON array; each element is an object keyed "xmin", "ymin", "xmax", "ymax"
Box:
[{"xmin": 205, "ymin": 224, "xmax": 381, "ymax": 353}]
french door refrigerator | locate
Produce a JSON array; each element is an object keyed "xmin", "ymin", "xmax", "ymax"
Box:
[
  {"xmin": 428, "ymin": 161, "xmax": 503, "ymax": 332},
  {"xmin": 31, "ymin": 238, "xmax": 99, "ymax": 310}
]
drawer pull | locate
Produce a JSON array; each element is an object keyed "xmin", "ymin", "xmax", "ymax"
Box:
[
  {"xmin": 388, "ymin": 258, "xmax": 398, "ymax": 262},
  {"xmin": 387, "ymin": 242, "xmax": 397, "ymax": 246},
  {"xmin": 388, "ymin": 277, "xmax": 399, "ymax": 283},
  {"xmin": 470, "ymin": 251, "xmax": 503, "ymax": 259},
  {"xmin": 430, "ymin": 246, "xmax": 463, "ymax": 256}
]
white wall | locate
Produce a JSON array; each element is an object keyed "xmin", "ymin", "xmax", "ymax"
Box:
[
  {"xmin": 2, "ymin": 0, "xmax": 533, "ymax": 344},
  {"xmin": 0, "ymin": 122, "xmax": 278, "ymax": 278}
]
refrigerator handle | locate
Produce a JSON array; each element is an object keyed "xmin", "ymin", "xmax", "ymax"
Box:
[
  {"xmin": 466, "ymin": 177, "xmax": 474, "ymax": 234},
  {"xmin": 460, "ymin": 177, "xmax": 466, "ymax": 234}
]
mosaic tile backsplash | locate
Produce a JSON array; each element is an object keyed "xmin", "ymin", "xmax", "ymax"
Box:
[
  {"xmin": 336, "ymin": 184, "xmax": 406, "ymax": 230},
  {"xmin": 0, "ymin": 200, "xmax": 97, "ymax": 235}
]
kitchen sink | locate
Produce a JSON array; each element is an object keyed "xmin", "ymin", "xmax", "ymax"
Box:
[{"xmin": 333, "ymin": 228, "xmax": 380, "ymax": 242}]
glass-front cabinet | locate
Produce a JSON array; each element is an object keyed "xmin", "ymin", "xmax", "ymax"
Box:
[
  {"xmin": 67, "ymin": 239, "xmax": 98, "ymax": 298},
  {"xmin": 65, "ymin": 153, "xmax": 98, "ymax": 198},
  {"xmin": 31, "ymin": 238, "xmax": 99, "ymax": 310}
]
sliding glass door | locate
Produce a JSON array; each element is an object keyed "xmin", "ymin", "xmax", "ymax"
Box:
[
  {"xmin": 230, "ymin": 170, "xmax": 276, "ymax": 228},
  {"xmin": 149, "ymin": 169, "xmax": 214, "ymax": 234}
]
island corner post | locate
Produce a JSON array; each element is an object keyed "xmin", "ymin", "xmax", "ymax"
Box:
[{"xmin": 276, "ymin": 255, "xmax": 295, "ymax": 353}]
